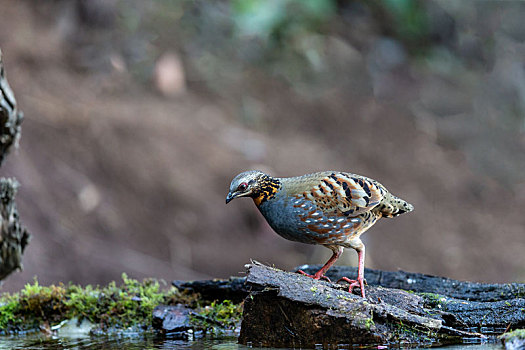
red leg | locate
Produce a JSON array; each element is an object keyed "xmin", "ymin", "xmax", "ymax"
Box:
[
  {"xmin": 297, "ymin": 246, "xmax": 343, "ymax": 282},
  {"xmin": 337, "ymin": 245, "xmax": 366, "ymax": 298}
]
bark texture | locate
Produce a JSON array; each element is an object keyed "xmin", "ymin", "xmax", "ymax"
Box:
[
  {"xmin": 0, "ymin": 48, "xmax": 29, "ymax": 282},
  {"xmin": 0, "ymin": 49, "xmax": 23, "ymax": 165},
  {"xmin": 0, "ymin": 179, "xmax": 30, "ymax": 281},
  {"xmin": 235, "ymin": 262, "xmax": 524, "ymax": 348}
]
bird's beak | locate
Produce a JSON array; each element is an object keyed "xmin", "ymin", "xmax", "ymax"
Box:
[{"xmin": 226, "ymin": 192, "xmax": 235, "ymax": 204}]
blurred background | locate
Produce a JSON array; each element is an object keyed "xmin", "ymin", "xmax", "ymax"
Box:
[{"xmin": 0, "ymin": 0, "xmax": 524, "ymax": 292}]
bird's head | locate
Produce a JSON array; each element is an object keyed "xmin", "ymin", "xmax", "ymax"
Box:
[{"xmin": 226, "ymin": 170, "xmax": 266, "ymax": 204}]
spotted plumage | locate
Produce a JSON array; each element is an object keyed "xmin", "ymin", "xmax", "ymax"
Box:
[{"xmin": 226, "ymin": 170, "xmax": 414, "ymax": 298}]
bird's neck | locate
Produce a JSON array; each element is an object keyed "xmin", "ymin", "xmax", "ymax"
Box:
[{"xmin": 252, "ymin": 175, "xmax": 281, "ymax": 206}]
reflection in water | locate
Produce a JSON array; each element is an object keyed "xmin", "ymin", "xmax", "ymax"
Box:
[
  {"xmin": 0, "ymin": 334, "xmax": 242, "ymax": 350},
  {"xmin": 0, "ymin": 335, "xmax": 503, "ymax": 350},
  {"xmin": 435, "ymin": 345, "xmax": 501, "ymax": 350}
]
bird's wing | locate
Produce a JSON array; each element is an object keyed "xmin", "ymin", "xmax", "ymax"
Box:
[{"xmin": 302, "ymin": 172, "xmax": 384, "ymax": 217}]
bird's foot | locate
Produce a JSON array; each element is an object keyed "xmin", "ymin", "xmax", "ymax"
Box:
[
  {"xmin": 337, "ymin": 277, "xmax": 366, "ymax": 298},
  {"xmin": 296, "ymin": 270, "xmax": 332, "ymax": 282}
]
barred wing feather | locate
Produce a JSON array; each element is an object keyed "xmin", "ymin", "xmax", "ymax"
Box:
[{"xmin": 303, "ymin": 172, "xmax": 384, "ymax": 217}]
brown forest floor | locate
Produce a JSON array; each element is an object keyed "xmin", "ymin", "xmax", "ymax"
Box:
[{"xmin": 0, "ymin": 1, "xmax": 524, "ymax": 292}]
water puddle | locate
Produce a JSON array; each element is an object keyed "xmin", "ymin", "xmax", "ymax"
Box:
[
  {"xmin": 0, "ymin": 334, "xmax": 505, "ymax": 350},
  {"xmin": 0, "ymin": 334, "xmax": 241, "ymax": 350}
]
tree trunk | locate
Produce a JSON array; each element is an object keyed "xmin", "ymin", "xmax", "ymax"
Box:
[
  {"xmin": 0, "ymin": 49, "xmax": 23, "ymax": 165},
  {"xmin": 0, "ymin": 48, "xmax": 29, "ymax": 282},
  {"xmin": 0, "ymin": 179, "xmax": 30, "ymax": 281}
]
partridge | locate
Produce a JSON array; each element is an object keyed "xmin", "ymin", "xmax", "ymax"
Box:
[{"xmin": 226, "ymin": 170, "xmax": 414, "ymax": 298}]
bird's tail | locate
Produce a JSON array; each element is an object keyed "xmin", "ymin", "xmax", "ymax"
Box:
[{"xmin": 378, "ymin": 193, "xmax": 414, "ymax": 218}]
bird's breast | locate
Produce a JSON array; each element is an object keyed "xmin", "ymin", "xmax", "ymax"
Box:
[
  {"xmin": 256, "ymin": 191, "xmax": 314, "ymax": 244},
  {"xmin": 257, "ymin": 190, "xmax": 380, "ymax": 246}
]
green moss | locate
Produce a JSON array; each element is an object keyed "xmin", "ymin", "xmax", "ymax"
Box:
[
  {"xmin": 0, "ymin": 279, "xmax": 69, "ymax": 332},
  {"xmin": 64, "ymin": 273, "xmax": 171, "ymax": 329},
  {"xmin": 0, "ymin": 274, "xmax": 187, "ymax": 334},
  {"xmin": 190, "ymin": 300, "xmax": 243, "ymax": 334},
  {"xmin": 418, "ymin": 292, "xmax": 448, "ymax": 309},
  {"xmin": 388, "ymin": 320, "xmax": 438, "ymax": 344},
  {"xmin": 0, "ymin": 298, "xmax": 20, "ymax": 329},
  {"xmin": 360, "ymin": 315, "xmax": 374, "ymax": 330},
  {"xmin": 336, "ymin": 294, "xmax": 352, "ymax": 301},
  {"xmin": 0, "ymin": 275, "xmax": 246, "ymax": 336}
]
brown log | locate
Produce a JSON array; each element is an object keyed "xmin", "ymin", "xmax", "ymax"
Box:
[
  {"xmin": 236, "ymin": 262, "xmax": 524, "ymax": 348},
  {"xmin": 174, "ymin": 265, "xmax": 525, "ymax": 303},
  {"xmin": 297, "ymin": 264, "xmax": 525, "ymax": 302}
]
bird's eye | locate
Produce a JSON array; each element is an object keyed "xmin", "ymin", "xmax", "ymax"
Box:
[{"xmin": 237, "ymin": 182, "xmax": 248, "ymax": 192}]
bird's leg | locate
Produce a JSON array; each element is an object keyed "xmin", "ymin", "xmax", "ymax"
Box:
[
  {"xmin": 297, "ymin": 246, "xmax": 343, "ymax": 282},
  {"xmin": 337, "ymin": 245, "xmax": 366, "ymax": 298}
]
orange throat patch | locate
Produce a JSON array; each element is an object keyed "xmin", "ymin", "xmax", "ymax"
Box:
[{"xmin": 253, "ymin": 195, "xmax": 264, "ymax": 206}]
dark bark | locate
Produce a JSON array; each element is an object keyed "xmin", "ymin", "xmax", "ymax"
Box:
[
  {"xmin": 174, "ymin": 264, "xmax": 525, "ymax": 303},
  {"xmin": 298, "ymin": 264, "xmax": 525, "ymax": 302},
  {"xmin": 235, "ymin": 262, "xmax": 524, "ymax": 348},
  {"xmin": 0, "ymin": 49, "xmax": 23, "ymax": 165},
  {"xmin": 0, "ymin": 49, "xmax": 29, "ymax": 282},
  {"xmin": 0, "ymin": 179, "xmax": 30, "ymax": 281},
  {"xmin": 173, "ymin": 276, "xmax": 254, "ymax": 303},
  {"xmin": 173, "ymin": 264, "xmax": 525, "ymax": 346}
]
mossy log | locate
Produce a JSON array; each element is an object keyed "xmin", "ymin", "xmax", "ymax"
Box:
[{"xmin": 197, "ymin": 262, "xmax": 522, "ymax": 348}]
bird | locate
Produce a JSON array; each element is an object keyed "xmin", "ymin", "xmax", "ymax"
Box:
[{"xmin": 226, "ymin": 170, "xmax": 414, "ymax": 298}]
